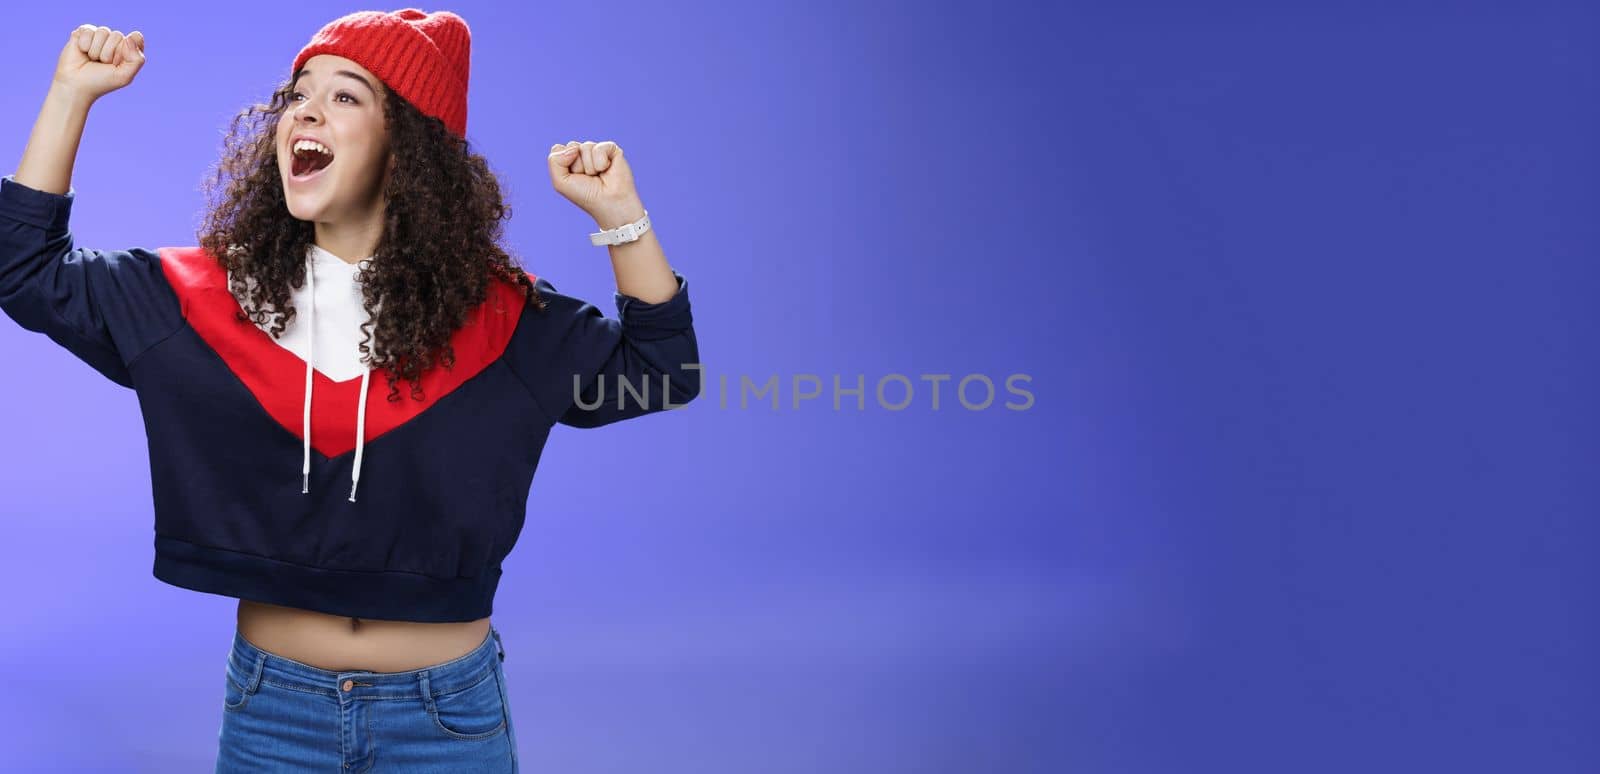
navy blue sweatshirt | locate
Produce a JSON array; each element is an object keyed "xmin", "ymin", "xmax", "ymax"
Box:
[{"xmin": 0, "ymin": 174, "xmax": 701, "ymax": 622}]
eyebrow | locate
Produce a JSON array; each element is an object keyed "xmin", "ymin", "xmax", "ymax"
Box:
[{"xmin": 291, "ymin": 68, "xmax": 378, "ymax": 98}]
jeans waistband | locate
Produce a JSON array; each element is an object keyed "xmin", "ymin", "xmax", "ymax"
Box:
[{"xmin": 227, "ymin": 624, "xmax": 505, "ymax": 701}]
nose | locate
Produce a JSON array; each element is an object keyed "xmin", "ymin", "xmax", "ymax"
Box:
[{"xmin": 291, "ymin": 99, "xmax": 323, "ymax": 125}]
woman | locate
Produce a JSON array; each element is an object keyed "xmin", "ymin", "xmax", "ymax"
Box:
[{"xmin": 2, "ymin": 11, "xmax": 700, "ymax": 772}]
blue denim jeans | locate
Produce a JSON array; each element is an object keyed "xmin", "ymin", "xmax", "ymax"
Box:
[{"xmin": 215, "ymin": 624, "xmax": 518, "ymax": 772}]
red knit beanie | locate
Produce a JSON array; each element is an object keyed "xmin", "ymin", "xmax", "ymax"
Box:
[{"xmin": 291, "ymin": 8, "xmax": 471, "ymax": 139}]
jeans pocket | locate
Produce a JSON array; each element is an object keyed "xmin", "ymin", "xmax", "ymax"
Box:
[
  {"xmin": 223, "ymin": 669, "xmax": 251, "ymax": 712},
  {"xmin": 429, "ymin": 667, "xmax": 508, "ymax": 740},
  {"xmin": 223, "ymin": 651, "xmax": 261, "ymax": 713}
]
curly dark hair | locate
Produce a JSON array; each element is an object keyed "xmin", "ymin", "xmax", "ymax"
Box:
[{"xmin": 197, "ymin": 76, "xmax": 546, "ymax": 403}]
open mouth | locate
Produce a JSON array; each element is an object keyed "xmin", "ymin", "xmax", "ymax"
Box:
[{"xmin": 290, "ymin": 141, "xmax": 335, "ymax": 180}]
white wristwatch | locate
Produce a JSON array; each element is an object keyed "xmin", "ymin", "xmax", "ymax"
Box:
[{"xmin": 589, "ymin": 210, "xmax": 651, "ymax": 247}]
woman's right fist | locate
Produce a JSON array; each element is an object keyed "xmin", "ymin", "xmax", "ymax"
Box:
[{"xmin": 54, "ymin": 25, "xmax": 145, "ymax": 101}]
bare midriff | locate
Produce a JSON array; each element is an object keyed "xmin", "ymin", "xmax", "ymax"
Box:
[{"xmin": 235, "ymin": 598, "xmax": 492, "ymax": 673}]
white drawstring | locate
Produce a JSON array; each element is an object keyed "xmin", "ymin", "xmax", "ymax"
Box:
[
  {"xmin": 298, "ymin": 246, "xmax": 373, "ymax": 502},
  {"xmin": 301, "ymin": 255, "xmax": 315, "ymax": 494},
  {"xmin": 349, "ymin": 326, "xmax": 372, "ymax": 502}
]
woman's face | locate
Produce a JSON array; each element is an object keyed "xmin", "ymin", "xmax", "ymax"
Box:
[{"xmin": 276, "ymin": 54, "xmax": 391, "ymax": 224}]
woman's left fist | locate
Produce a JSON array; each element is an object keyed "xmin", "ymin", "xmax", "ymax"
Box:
[{"xmin": 548, "ymin": 140, "xmax": 643, "ymax": 228}]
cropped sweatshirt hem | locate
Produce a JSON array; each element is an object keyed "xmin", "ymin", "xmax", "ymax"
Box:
[{"xmin": 153, "ymin": 534, "xmax": 502, "ymax": 622}]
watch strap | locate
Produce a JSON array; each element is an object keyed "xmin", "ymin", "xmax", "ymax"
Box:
[{"xmin": 589, "ymin": 210, "xmax": 651, "ymax": 247}]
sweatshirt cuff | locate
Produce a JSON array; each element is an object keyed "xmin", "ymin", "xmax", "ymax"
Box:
[
  {"xmin": 0, "ymin": 174, "xmax": 75, "ymax": 231},
  {"xmin": 613, "ymin": 271, "xmax": 692, "ymax": 335}
]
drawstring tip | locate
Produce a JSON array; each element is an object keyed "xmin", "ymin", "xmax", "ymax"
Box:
[
  {"xmin": 302, "ymin": 473, "xmax": 309, "ymax": 494},
  {"xmin": 348, "ymin": 479, "xmax": 359, "ymax": 502}
]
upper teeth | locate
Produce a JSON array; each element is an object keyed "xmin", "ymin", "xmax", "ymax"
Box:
[{"xmin": 294, "ymin": 140, "xmax": 332, "ymax": 156}]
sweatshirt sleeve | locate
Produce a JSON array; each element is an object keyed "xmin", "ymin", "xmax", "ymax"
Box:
[
  {"xmin": 0, "ymin": 174, "xmax": 184, "ymax": 388},
  {"xmin": 511, "ymin": 270, "xmax": 702, "ymax": 428}
]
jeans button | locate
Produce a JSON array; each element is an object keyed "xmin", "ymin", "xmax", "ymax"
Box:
[{"xmin": 342, "ymin": 679, "xmax": 353, "ymax": 691}]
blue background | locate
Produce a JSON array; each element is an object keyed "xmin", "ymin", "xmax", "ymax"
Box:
[{"xmin": 0, "ymin": 1, "xmax": 1593, "ymax": 771}]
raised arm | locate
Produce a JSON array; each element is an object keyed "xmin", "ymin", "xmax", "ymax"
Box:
[
  {"xmin": 16, "ymin": 25, "xmax": 145, "ymax": 194},
  {"xmin": 528, "ymin": 141, "xmax": 703, "ymax": 427},
  {"xmin": 0, "ymin": 26, "xmax": 178, "ymax": 388}
]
